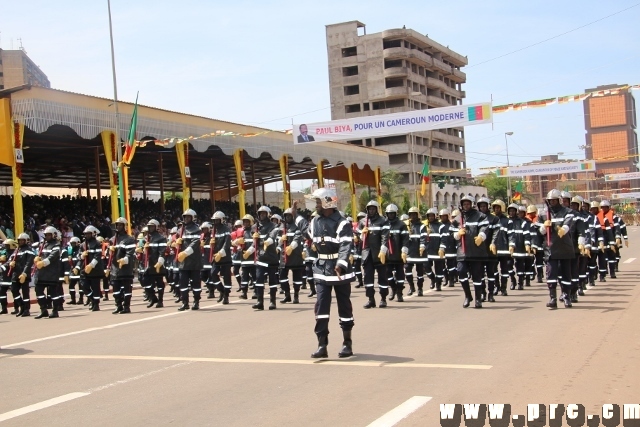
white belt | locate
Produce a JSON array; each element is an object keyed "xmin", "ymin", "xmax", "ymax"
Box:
[{"xmin": 318, "ymin": 253, "xmax": 338, "ymax": 260}]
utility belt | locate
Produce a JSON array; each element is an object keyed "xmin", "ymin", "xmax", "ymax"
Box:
[{"xmin": 317, "ymin": 253, "xmax": 339, "ymax": 260}]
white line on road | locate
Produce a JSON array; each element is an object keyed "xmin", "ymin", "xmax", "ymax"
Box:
[
  {"xmin": 623, "ymin": 258, "xmax": 636, "ymax": 264},
  {"xmin": 0, "ymin": 362, "xmax": 189, "ymax": 423},
  {"xmin": 366, "ymin": 396, "xmax": 432, "ymax": 427},
  {"xmin": 0, "ymin": 393, "xmax": 89, "ymax": 423}
]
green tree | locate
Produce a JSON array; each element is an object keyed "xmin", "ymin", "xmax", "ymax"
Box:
[
  {"xmin": 400, "ymin": 190, "xmax": 411, "ymax": 215},
  {"xmin": 358, "ymin": 189, "xmax": 371, "ymax": 213},
  {"xmin": 380, "ymin": 169, "xmax": 402, "ymax": 207},
  {"xmin": 479, "ymin": 174, "xmax": 508, "ymax": 201}
]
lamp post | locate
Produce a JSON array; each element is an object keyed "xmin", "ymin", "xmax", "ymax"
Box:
[
  {"xmin": 504, "ymin": 132, "xmax": 513, "ymax": 203},
  {"xmin": 409, "ymin": 91, "xmax": 422, "ymax": 206}
]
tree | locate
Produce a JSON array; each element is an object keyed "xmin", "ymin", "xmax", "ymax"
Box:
[
  {"xmin": 358, "ymin": 189, "xmax": 372, "ymax": 213},
  {"xmin": 380, "ymin": 169, "xmax": 402, "ymax": 208},
  {"xmin": 400, "ymin": 190, "xmax": 411, "ymax": 215},
  {"xmin": 479, "ymin": 174, "xmax": 508, "ymax": 201}
]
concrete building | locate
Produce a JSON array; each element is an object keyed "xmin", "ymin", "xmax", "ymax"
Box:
[
  {"xmin": 523, "ymin": 155, "xmax": 593, "ymax": 204},
  {"xmin": 583, "ymin": 84, "xmax": 638, "ymax": 200},
  {"xmin": 325, "ymin": 20, "xmax": 468, "ymax": 202},
  {"xmin": 0, "ymin": 49, "xmax": 50, "ymax": 90}
]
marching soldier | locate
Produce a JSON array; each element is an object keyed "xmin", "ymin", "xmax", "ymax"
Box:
[
  {"xmin": 98, "ymin": 236, "xmax": 110, "ymax": 301},
  {"xmin": 424, "ymin": 207, "xmax": 446, "ymax": 292},
  {"xmin": 598, "ymin": 201, "xmax": 619, "ymax": 279},
  {"xmin": 385, "ymin": 204, "xmax": 409, "ymax": 302},
  {"xmin": 476, "ymin": 198, "xmax": 499, "ymax": 301},
  {"xmin": 588, "ymin": 201, "xmax": 613, "ymax": 283},
  {"xmin": 64, "ymin": 237, "xmax": 83, "ymax": 304},
  {"xmin": 358, "ymin": 200, "xmax": 390, "ymax": 308},
  {"xmin": 405, "ymin": 207, "xmax": 427, "ymax": 296},
  {"xmin": 167, "ymin": 227, "xmax": 180, "ymax": 302},
  {"xmin": 525, "ymin": 205, "xmax": 544, "ymax": 283},
  {"xmin": 351, "ymin": 212, "xmax": 366, "ymax": 288},
  {"xmin": 110, "ymin": 217, "xmax": 136, "ymax": 314},
  {"xmin": 74, "ymin": 226, "xmax": 105, "ymax": 311},
  {"xmin": 10, "ymin": 233, "xmax": 35, "ymax": 317},
  {"xmin": 176, "ymin": 209, "xmax": 203, "ymax": 311},
  {"xmin": 518, "ymin": 206, "xmax": 536, "ymax": 285},
  {"xmin": 507, "ymin": 203, "xmax": 531, "ymax": 290},
  {"xmin": 491, "ymin": 200, "xmax": 512, "ymax": 296},
  {"xmin": 279, "ymin": 207, "xmax": 306, "ymax": 304},
  {"xmin": 243, "ymin": 206, "xmax": 280, "ymax": 310},
  {"xmin": 569, "ymin": 196, "xmax": 589, "ymax": 302},
  {"xmin": 230, "ymin": 220, "xmax": 244, "ymax": 292},
  {"xmin": 199, "ymin": 222, "xmax": 216, "ymax": 300},
  {"xmin": 305, "ymin": 188, "xmax": 355, "ymax": 359},
  {"xmin": 33, "ymin": 226, "xmax": 62, "ymax": 319},
  {"xmin": 210, "ymin": 211, "xmax": 232, "ymax": 305},
  {"xmin": 451, "ymin": 195, "xmax": 489, "ymax": 308},
  {"xmin": 142, "ymin": 219, "xmax": 168, "ymax": 308},
  {"xmin": 540, "ymin": 189, "xmax": 575, "ymax": 309},
  {"xmin": 232, "ymin": 214, "xmax": 256, "ymax": 300},
  {"xmin": 303, "ymin": 212, "xmax": 319, "ymax": 298},
  {"xmin": 0, "ymin": 239, "xmax": 17, "ymax": 314},
  {"xmin": 439, "ymin": 209, "xmax": 458, "ymax": 287}
]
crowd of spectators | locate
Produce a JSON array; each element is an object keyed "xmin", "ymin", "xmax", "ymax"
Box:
[{"xmin": 0, "ymin": 195, "xmax": 299, "ymax": 243}]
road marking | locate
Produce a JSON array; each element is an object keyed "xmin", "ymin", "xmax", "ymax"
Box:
[
  {"xmin": 0, "ymin": 393, "xmax": 89, "ymax": 423},
  {"xmin": 366, "ymin": 396, "xmax": 432, "ymax": 427},
  {"xmin": 10, "ymin": 354, "xmax": 492, "ymax": 370},
  {"xmin": 623, "ymin": 258, "xmax": 636, "ymax": 264},
  {"xmin": 0, "ymin": 362, "xmax": 188, "ymax": 423}
]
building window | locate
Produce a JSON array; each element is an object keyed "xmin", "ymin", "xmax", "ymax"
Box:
[
  {"xmin": 342, "ymin": 66, "xmax": 358, "ymax": 76},
  {"xmin": 382, "ymin": 39, "xmax": 402, "ymax": 49},
  {"xmin": 372, "ymin": 99, "xmax": 404, "ymax": 110},
  {"xmin": 344, "ymin": 85, "xmax": 360, "ymax": 95},
  {"xmin": 385, "ymin": 78, "xmax": 404, "ymax": 88},
  {"xmin": 342, "ymin": 46, "xmax": 357, "ymax": 57},
  {"xmin": 345, "ymin": 104, "xmax": 361, "ymax": 113},
  {"xmin": 389, "ymin": 154, "xmax": 408, "ymax": 165},
  {"xmin": 384, "ymin": 59, "xmax": 403, "ymax": 68},
  {"xmin": 363, "ymin": 103, "xmax": 370, "ymax": 111}
]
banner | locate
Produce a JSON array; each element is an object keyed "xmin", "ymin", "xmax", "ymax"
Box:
[
  {"xmin": 293, "ymin": 103, "xmax": 492, "ymax": 144},
  {"xmin": 495, "ymin": 161, "xmax": 595, "ymax": 178},
  {"xmin": 612, "ymin": 192, "xmax": 640, "ymax": 199},
  {"xmin": 604, "ymin": 172, "xmax": 640, "ymax": 182}
]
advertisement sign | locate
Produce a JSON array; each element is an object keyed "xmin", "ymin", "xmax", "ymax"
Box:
[
  {"xmin": 604, "ymin": 172, "xmax": 640, "ymax": 182},
  {"xmin": 612, "ymin": 192, "xmax": 640, "ymax": 199},
  {"xmin": 293, "ymin": 103, "xmax": 492, "ymax": 144},
  {"xmin": 495, "ymin": 161, "xmax": 595, "ymax": 178}
]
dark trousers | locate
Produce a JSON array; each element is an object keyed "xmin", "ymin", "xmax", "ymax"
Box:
[
  {"xmin": 524, "ymin": 256, "xmax": 534, "ymax": 279},
  {"xmin": 606, "ymin": 248, "xmax": 617, "ymax": 276},
  {"xmin": 279, "ymin": 265, "xmax": 304, "ymax": 296},
  {"xmin": 304, "ymin": 261, "xmax": 314, "ymax": 286},
  {"xmin": 68, "ymin": 279, "xmax": 82, "ymax": 297},
  {"xmin": 113, "ymin": 278, "xmax": 133, "ymax": 308},
  {"xmin": 179, "ymin": 269, "xmax": 201, "ymax": 304},
  {"xmin": 11, "ymin": 280, "xmax": 31, "ymax": 312},
  {"xmin": 255, "ymin": 264, "xmax": 278, "ymax": 301},
  {"xmin": 241, "ymin": 265, "xmax": 255, "ymax": 290},
  {"xmin": 578, "ymin": 255, "xmax": 589, "ymax": 284},
  {"xmin": 143, "ymin": 275, "xmax": 165, "ymax": 302},
  {"xmin": 314, "ymin": 282, "xmax": 354, "ymax": 340},
  {"xmin": 534, "ymin": 251, "xmax": 545, "ymax": 279},
  {"xmin": 233, "ymin": 262, "xmax": 242, "ymax": 287},
  {"xmin": 363, "ymin": 257, "xmax": 388, "ymax": 299},
  {"xmin": 386, "ymin": 262, "xmax": 405, "ymax": 292},
  {"xmin": 496, "ymin": 257, "xmax": 513, "ymax": 283},
  {"xmin": 353, "ymin": 257, "xmax": 363, "ymax": 285},
  {"xmin": 426, "ymin": 258, "xmax": 445, "ymax": 284},
  {"xmin": 514, "ymin": 257, "xmax": 526, "ymax": 281},
  {"xmin": 84, "ymin": 278, "xmax": 102, "ymax": 307},
  {"xmin": 484, "ymin": 260, "xmax": 498, "ymax": 293},
  {"xmin": 405, "ymin": 262, "xmax": 425, "ymax": 290},
  {"xmin": 211, "ymin": 263, "xmax": 232, "ymax": 293},
  {"xmin": 102, "ymin": 276, "xmax": 110, "ymax": 292},
  {"xmin": 570, "ymin": 257, "xmax": 580, "ymax": 292},
  {"xmin": 598, "ymin": 250, "xmax": 610, "ymax": 278},
  {"xmin": 546, "ymin": 259, "xmax": 573, "ymax": 294},
  {"xmin": 445, "ymin": 257, "xmax": 457, "ymax": 281},
  {"xmin": 457, "ymin": 261, "xmax": 484, "ymax": 287},
  {"xmin": 36, "ymin": 281, "xmax": 59, "ymax": 311}
]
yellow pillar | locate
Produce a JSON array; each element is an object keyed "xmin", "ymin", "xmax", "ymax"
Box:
[
  {"xmin": 347, "ymin": 164, "xmax": 358, "ymax": 215},
  {"xmin": 375, "ymin": 166, "xmax": 383, "ymax": 205},
  {"xmin": 317, "ymin": 161, "xmax": 324, "ymax": 188},
  {"xmin": 279, "ymin": 154, "xmax": 290, "ymax": 209},
  {"xmin": 100, "ymin": 131, "xmax": 120, "ymax": 221},
  {"xmin": 0, "ymin": 100, "xmax": 24, "ymax": 234},
  {"xmin": 176, "ymin": 141, "xmax": 191, "ymax": 212},
  {"xmin": 233, "ymin": 149, "xmax": 246, "ymax": 218}
]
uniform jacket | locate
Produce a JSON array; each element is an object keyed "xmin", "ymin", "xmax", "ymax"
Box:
[
  {"xmin": 482, "ymin": 212, "xmax": 500, "ymax": 259},
  {"xmin": 200, "ymin": 229, "xmax": 213, "ymax": 271},
  {"xmin": 451, "ymin": 208, "xmax": 489, "ymax": 261},
  {"xmin": 493, "ymin": 214, "xmax": 512, "ymax": 257},
  {"xmin": 386, "ymin": 217, "xmax": 409, "ymax": 264},
  {"xmin": 406, "ymin": 219, "xmax": 428, "ymax": 263},
  {"xmin": 178, "ymin": 222, "xmax": 203, "ymax": 271},
  {"xmin": 33, "ymin": 240, "xmax": 62, "ymax": 284},
  {"xmin": 586, "ymin": 213, "xmax": 606, "ymax": 251},
  {"xmin": 279, "ymin": 218, "xmax": 304, "ymax": 268},
  {"xmin": 211, "ymin": 223, "xmax": 232, "ymax": 266},
  {"xmin": 237, "ymin": 225, "xmax": 257, "ymax": 267},
  {"xmin": 439, "ymin": 220, "xmax": 457, "ymax": 258},
  {"xmin": 144, "ymin": 231, "xmax": 168, "ymax": 276},
  {"xmin": 1, "ymin": 248, "xmax": 14, "ymax": 286},
  {"xmin": 527, "ymin": 215, "xmax": 543, "ymax": 252},
  {"xmin": 357, "ymin": 213, "xmax": 389, "ymax": 264},
  {"xmin": 540, "ymin": 205, "xmax": 575, "ymax": 260},
  {"xmin": 75, "ymin": 237, "xmax": 105, "ymax": 279},
  {"xmin": 309, "ymin": 210, "xmax": 354, "ymax": 283},
  {"xmin": 11, "ymin": 243, "xmax": 35, "ymax": 283},
  {"xmin": 425, "ymin": 220, "xmax": 445, "ymax": 259},
  {"xmin": 110, "ymin": 232, "xmax": 136, "ymax": 279},
  {"xmin": 508, "ymin": 216, "xmax": 531, "ymax": 257}
]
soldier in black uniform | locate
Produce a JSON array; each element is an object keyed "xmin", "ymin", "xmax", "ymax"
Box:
[
  {"xmin": 198, "ymin": 222, "xmax": 216, "ymax": 301},
  {"xmin": 142, "ymin": 219, "xmax": 167, "ymax": 308},
  {"xmin": 73, "ymin": 226, "xmax": 105, "ymax": 311},
  {"xmin": 351, "ymin": 212, "xmax": 366, "ymax": 288},
  {"xmin": 233, "ymin": 214, "xmax": 256, "ymax": 300},
  {"xmin": 33, "ymin": 226, "xmax": 62, "ymax": 319},
  {"xmin": 439, "ymin": 209, "xmax": 458, "ymax": 287},
  {"xmin": 358, "ymin": 200, "xmax": 390, "ymax": 308},
  {"xmin": 451, "ymin": 195, "xmax": 490, "ymax": 308},
  {"xmin": 305, "ymin": 188, "xmax": 355, "ymax": 359},
  {"xmin": 491, "ymin": 200, "xmax": 512, "ymax": 296},
  {"xmin": 10, "ymin": 233, "xmax": 35, "ymax": 317},
  {"xmin": 540, "ymin": 189, "xmax": 576, "ymax": 309},
  {"xmin": 384, "ymin": 204, "xmax": 409, "ymax": 302},
  {"xmin": 279, "ymin": 207, "xmax": 306, "ymax": 304},
  {"xmin": 110, "ymin": 217, "xmax": 136, "ymax": 314},
  {"xmin": 244, "ymin": 206, "xmax": 280, "ymax": 310},
  {"xmin": 507, "ymin": 203, "xmax": 531, "ymax": 290},
  {"xmin": 424, "ymin": 207, "xmax": 446, "ymax": 292},
  {"xmin": 476, "ymin": 198, "xmax": 499, "ymax": 302},
  {"xmin": 210, "ymin": 211, "xmax": 232, "ymax": 305},
  {"xmin": 0, "ymin": 239, "xmax": 17, "ymax": 314},
  {"xmin": 586, "ymin": 201, "xmax": 609, "ymax": 284},
  {"xmin": 405, "ymin": 206, "xmax": 428, "ymax": 296},
  {"xmin": 176, "ymin": 209, "xmax": 203, "ymax": 311},
  {"xmin": 64, "ymin": 237, "xmax": 82, "ymax": 304},
  {"xmin": 303, "ymin": 212, "xmax": 319, "ymax": 297},
  {"xmin": 569, "ymin": 196, "xmax": 589, "ymax": 302},
  {"xmin": 230, "ymin": 220, "xmax": 243, "ymax": 292},
  {"xmin": 526, "ymin": 205, "xmax": 545, "ymax": 283}
]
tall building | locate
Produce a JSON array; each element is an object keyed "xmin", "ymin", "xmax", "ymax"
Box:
[
  {"xmin": 325, "ymin": 21, "xmax": 468, "ymax": 195},
  {"xmin": 583, "ymin": 84, "xmax": 638, "ymax": 199},
  {"xmin": 0, "ymin": 49, "xmax": 51, "ymax": 90}
]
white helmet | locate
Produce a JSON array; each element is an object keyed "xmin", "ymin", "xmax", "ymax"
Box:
[
  {"xmin": 283, "ymin": 208, "xmax": 294, "ymax": 216},
  {"xmin": 115, "ymin": 217, "xmax": 128, "ymax": 225},
  {"xmin": 44, "ymin": 226, "xmax": 58, "ymax": 235},
  {"xmin": 142, "ymin": 226, "xmax": 148, "ymax": 233},
  {"xmin": 97, "ymin": 236, "xmax": 104, "ymax": 243},
  {"xmin": 170, "ymin": 227, "xmax": 178, "ymax": 234},
  {"xmin": 439, "ymin": 209, "xmax": 450, "ymax": 216},
  {"xmin": 147, "ymin": 219, "xmax": 160, "ymax": 227},
  {"xmin": 385, "ymin": 204, "xmax": 399, "ymax": 213},
  {"xmin": 546, "ymin": 189, "xmax": 562, "ymax": 200},
  {"xmin": 477, "ymin": 197, "xmax": 491, "ymax": 206},
  {"xmin": 69, "ymin": 237, "xmax": 81, "ymax": 244},
  {"xmin": 200, "ymin": 222, "xmax": 212, "ymax": 230},
  {"xmin": 356, "ymin": 211, "xmax": 366, "ymax": 219},
  {"xmin": 366, "ymin": 200, "xmax": 380, "ymax": 209},
  {"xmin": 83, "ymin": 225, "xmax": 99, "ymax": 235},
  {"xmin": 234, "ymin": 220, "xmax": 243, "ymax": 227},
  {"xmin": 571, "ymin": 196, "xmax": 584, "ymax": 205},
  {"xmin": 507, "ymin": 203, "xmax": 519, "ymax": 211},
  {"xmin": 17, "ymin": 233, "xmax": 30, "ymax": 241},
  {"xmin": 600, "ymin": 200, "xmax": 611, "ymax": 207},
  {"xmin": 211, "ymin": 211, "xmax": 226, "ymax": 220},
  {"xmin": 518, "ymin": 205, "xmax": 527, "ymax": 212},
  {"xmin": 257, "ymin": 206, "xmax": 271, "ymax": 214},
  {"xmin": 399, "ymin": 214, "xmax": 408, "ymax": 221},
  {"xmin": 183, "ymin": 209, "xmax": 197, "ymax": 217},
  {"xmin": 305, "ymin": 188, "xmax": 338, "ymax": 209},
  {"xmin": 460, "ymin": 195, "xmax": 475, "ymax": 204},
  {"xmin": 271, "ymin": 214, "xmax": 282, "ymax": 222},
  {"xmin": 3, "ymin": 239, "xmax": 18, "ymax": 249},
  {"xmin": 427, "ymin": 208, "xmax": 438, "ymax": 216},
  {"xmin": 560, "ymin": 191, "xmax": 572, "ymax": 200},
  {"xmin": 408, "ymin": 207, "xmax": 420, "ymax": 214}
]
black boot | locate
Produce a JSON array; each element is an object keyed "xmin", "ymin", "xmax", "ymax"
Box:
[
  {"xmin": 147, "ymin": 292, "xmax": 159, "ymax": 308},
  {"xmin": 500, "ymin": 278, "xmax": 508, "ymax": 296},
  {"xmin": 435, "ymin": 280, "xmax": 442, "ymax": 292},
  {"xmin": 537, "ymin": 268, "xmax": 544, "ymax": 283},
  {"xmin": 389, "ymin": 286, "xmax": 396, "ymax": 301},
  {"xmin": 518, "ymin": 277, "xmax": 524, "ymax": 291},
  {"xmin": 121, "ymin": 295, "xmax": 132, "ymax": 313},
  {"xmin": 338, "ymin": 330, "xmax": 353, "ymax": 358},
  {"xmin": 578, "ymin": 282, "xmax": 585, "ymax": 296},
  {"xmin": 562, "ymin": 287, "xmax": 572, "ymax": 308},
  {"xmin": 461, "ymin": 281, "xmax": 473, "ymax": 308},
  {"xmin": 91, "ymin": 300, "xmax": 100, "ymax": 311},
  {"xmin": 0, "ymin": 300, "xmax": 7, "ymax": 314},
  {"xmin": 35, "ymin": 307, "xmax": 49, "ymax": 319},
  {"xmin": 20, "ymin": 301, "xmax": 31, "ymax": 317},
  {"xmin": 448, "ymin": 276, "xmax": 455, "ymax": 287},
  {"xmin": 68, "ymin": 295, "xmax": 77, "ymax": 305},
  {"xmin": 363, "ymin": 296, "xmax": 376, "ymax": 309},
  {"xmin": 217, "ymin": 284, "xmax": 224, "ymax": 303},
  {"xmin": 268, "ymin": 289, "xmax": 277, "ymax": 310},
  {"xmin": 311, "ymin": 335, "xmax": 328, "ymax": 359},
  {"xmin": 11, "ymin": 300, "xmax": 21, "ymax": 315},
  {"xmin": 156, "ymin": 289, "xmax": 165, "ymax": 308},
  {"xmin": 474, "ymin": 286, "xmax": 483, "ymax": 309},
  {"xmin": 429, "ymin": 279, "xmax": 435, "ymax": 290},
  {"xmin": 609, "ymin": 264, "xmax": 617, "ymax": 279},
  {"xmin": 49, "ymin": 305, "xmax": 59, "ymax": 318},
  {"xmin": 308, "ymin": 282, "xmax": 316, "ymax": 297},
  {"xmin": 222, "ymin": 289, "xmax": 230, "ymax": 305},
  {"xmin": 252, "ymin": 294, "xmax": 264, "ymax": 310},
  {"xmin": 103, "ymin": 291, "xmax": 109, "ymax": 301},
  {"xmin": 78, "ymin": 294, "xmax": 85, "ymax": 306},
  {"xmin": 206, "ymin": 284, "xmax": 215, "ymax": 299},
  {"xmin": 487, "ymin": 292, "xmax": 495, "ymax": 303},
  {"xmin": 192, "ymin": 299, "xmax": 200, "ymax": 310},
  {"xmin": 396, "ymin": 288, "xmax": 404, "ymax": 302},
  {"xmin": 292, "ymin": 288, "xmax": 299, "ymax": 304},
  {"xmin": 546, "ymin": 287, "xmax": 558, "ymax": 309},
  {"xmin": 239, "ymin": 288, "xmax": 248, "ymax": 300},
  {"xmin": 417, "ymin": 287, "xmax": 423, "ymax": 296},
  {"xmin": 510, "ymin": 276, "xmax": 516, "ymax": 290},
  {"xmin": 407, "ymin": 283, "xmax": 415, "ymax": 296},
  {"xmin": 280, "ymin": 287, "xmax": 291, "ymax": 304},
  {"xmin": 525, "ymin": 276, "xmax": 531, "ymax": 287},
  {"xmin": 570, "ymin": 289, "xmax": 579, "ymax": 303},
  {"xmin": 379, "ymin": 297, "xmax": 387, "ymax": 308}
]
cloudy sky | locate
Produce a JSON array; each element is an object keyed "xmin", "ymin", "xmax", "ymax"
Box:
[{"xmin": 2, "ymin": 0, "xmax": 639, "ymax": 189}]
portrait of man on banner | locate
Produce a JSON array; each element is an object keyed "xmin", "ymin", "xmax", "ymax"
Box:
[{"xmin": 296, "ymin": 124, "xmax": 315, "ymax": 143}]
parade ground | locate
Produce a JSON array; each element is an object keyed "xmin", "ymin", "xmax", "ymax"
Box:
[{"xmin": 1, "ymin": 229, "xmax": 639, "ymax": 426}]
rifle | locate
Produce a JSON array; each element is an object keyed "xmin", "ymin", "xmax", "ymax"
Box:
[
  {"xmin": 6, "ymin": 247, "xmax": 19, "ymax": 277},
  {"xmin": 460, "ymin": 209, "xmax": 466, "ymax": 254},
  {"xmin": 144, "ymin": 232, "xmax": 151, "ymax": 269},
  {"xmin": 209, "ymin": 226, "xmax": 216, "ymax": 264},
  {"xmin": 31, "ymin": 241, "xmax": 45, "ymax": 276},
  {"xmin": 282, "ymin": 222, "xmax": 288, "ymax": 264},
  {"xmin": 545, "ymin": 201, "xmax": 552, "ymax": 247}
]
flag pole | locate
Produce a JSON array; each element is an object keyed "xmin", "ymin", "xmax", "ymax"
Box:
[
  {"xmin": 427, "ymin": 129, "xmax": 433, "ymax": 208},
  {"xmin": 107, "ymin": 0, "xmax": 123, "ymax": 214}
]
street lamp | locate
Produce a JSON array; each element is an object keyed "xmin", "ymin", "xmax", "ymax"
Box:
[
  {"xmin": 409, "ymin": 91, "xmax": 422, "ymax": 205},
  {"xmin": 504, "ymin": 132, "xmax": 513, "ymax": 203}
]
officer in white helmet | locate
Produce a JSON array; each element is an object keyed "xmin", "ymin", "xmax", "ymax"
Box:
[
  {"xmin": 33, "ymin": 226, "xmax": 63, "ymax": 319},
  {"xmin": 210, "ymin": 211, "xmax": 233, "ymax": 305},
  {"xmin": 9, "ymin": 233, "xmax": 35, "ymax": 317},
  {"xmin": 278, "ymin": 207, "xmax": 307, "ymax": 304},
  {"xmin": 176, "ymin": 208, "xmax": 204, "ymax": 311},
  {"xmin": 245, "ymin": 206, "xmax": 281, "ymax": 310},
  {"xmin": 64, "ymin": 237, "xmax": 83, "ymax": 304},
  {"xmin": 232, "ymin": 214, "xmax": 257, "ymax": 300},
  {"xmin": 199, "ymin": 222, "xmax": 216, "ymax": 301},
  {"xmin": 424, "ymin": 207, "xmax": 446, "ymax": 292},
  {"xmin": 404, "ymin": 207, "xmax": 427, "ymax": 296},
  {"xmin": 1, "ymin": 239, "xmax": 19, "ymax": 314},
  {"xmin": 384, "ymin": 203, "xmax": 410, "ymax": 302},
  {"xmin": 305, "ymin": 187, "xmax": 355, "ymax": 358},
  {"xmin": 141, "ymin": 219, "xmax": 168, "ymax": 309},
  {"xmin": 230, "ymin": 219, "xmax": 245, "ymax": 293},
  {"xmin": 72, "ymin": 226, "xmax": 105, "ymax": 311},
  {"xmin": 351, "ymin": 211, "xmax": 366, "ymax": 288},
  {"xmin": 438, "ymin": 208, "xmax": 458, "ymax": 287},
  {"xmin": 110, "ymin": 217, "xmax": 136, "ymax": 314},
  {"xmin": 358, "ymin": 200, "xmax": 390, "ymax": 308}
]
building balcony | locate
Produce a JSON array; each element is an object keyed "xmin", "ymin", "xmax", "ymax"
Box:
[
  {"xmin": 432, "ymin": 130, "xmax": 464, "ymax": 145},
  {"xmin": 384, "ymin": 66, "xmax": 409, "ymax": 78},
  {"xmin": 427, "ymin": 95, "xmax": 450, "ymax": 108},
  {"xmin": 451, "ymin": 68, "xmax": 466, "ymax": 82},
  {"xmin": 425, "ymin": 77, "xmax": 465, "ymax": 99},
  {"xmin": 433, "ymin": 57, "xmax": 452, "ymax": 74},
  {"xmin": 383, "ymin": 46, "xmax": 410, "ymax": 60},
  {"xmin": 385, "ymin": 86, "xmax": 410, "ymax": 98}
]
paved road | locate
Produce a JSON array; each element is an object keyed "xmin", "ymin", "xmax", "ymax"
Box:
[{"xmin": 1, "ymin": 228, "xmax": 639, "ymax": 426}]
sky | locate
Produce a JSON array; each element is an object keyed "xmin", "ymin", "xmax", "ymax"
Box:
[{"xmin": 2, "ymin": 0, "xmax": 639, "ymax": 190}]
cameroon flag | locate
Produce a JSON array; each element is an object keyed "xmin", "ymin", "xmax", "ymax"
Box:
[{"xmin": 420, "ymin": 159, "xmax": 430, "ymax": 196}]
